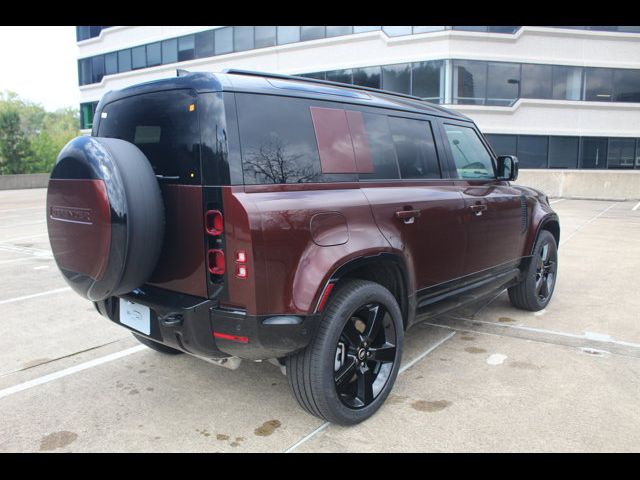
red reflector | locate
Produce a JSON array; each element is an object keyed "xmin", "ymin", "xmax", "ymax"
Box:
[
  {"xmin": 235, "ymin": 250, "xmax": 247, "ymax": 263},
  {"xmin": 317, "ymin": 282, "xmax": 335, "ymax": 312},
  {"xmin": 205, "ymin": 210, "xmax": 224, "ymax": 236},
  {"xmin": 235, "ymin": 264, "xmax": 248, "ymax": 279},
  {"xmin": 213, "ymin": 331, "xmax": 249, "ymax": 343},
  {"xmin": 208, "ymin": 249, "xmax": 225, "ymax": 275}
]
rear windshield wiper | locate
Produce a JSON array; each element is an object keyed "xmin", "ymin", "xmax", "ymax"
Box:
[{"xmin": 155, "ymin": 175, "xmax": 180, "ymax": 180}]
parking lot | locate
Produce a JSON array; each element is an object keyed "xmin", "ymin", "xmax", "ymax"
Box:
[{"xmin": 0, "ymin": 188, "xmax": 639, "ymax": 452}]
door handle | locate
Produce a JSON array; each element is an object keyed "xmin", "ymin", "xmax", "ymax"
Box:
[
  {"xmin": 469, "ymin": 204, "xmax": 487, "ymax": 216},
  {"xmin": 395, "ymin": 209, "xmax": 421, "ymax": 224}
]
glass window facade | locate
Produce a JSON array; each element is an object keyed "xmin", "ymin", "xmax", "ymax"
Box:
[
  {"xmin": 131, "ymin": 45, "xmax": 146, "ymax": 69},
  {"xmin": 161, "ymin": 39, "xmax": 178, "ymax": 65},
  {"xmin": 234, "ymin": 26, "xmax": 254, "ymax": 52},
  {"xmin": 301, "ymin": 26, "xmax": 325, "ymax": 41},
  {"xmin": 521, "ymin": 64, "xmax": 552, "ymax": 99},
  {"xmin": 255, "ymin": 26, "xmax": 276, "ymax": 48},
  {"xmin": 177, "ymin": 35, "xmax": 195, "ymax": 61},
  {"xmin": 548, "ymin": 136, "xmax": 579, "ymax": 168},
  {"xmin": 277, "ymin": 26, "xmax": 300, "ymax": 45},
  {"xmin": 146, "ymin": 42, "xmax": 161, "ymax": 67},
  {"xmin": 486, "ymin": 62, "xmax": 521, "ymax": 106},
  {"xmin": 195, "ymin": 30, "xmax": 214, "ymax": 58},
  {"xmin": 326, "ymin": 26, "xmax": 353, "ymax": 37},
  {"xmin": 382, "ymin": 63, "xmax": 411, "ymax": 95},
  {"xmin": 486, "ymin": 134, "xmax": 640, "ymax": 170}
]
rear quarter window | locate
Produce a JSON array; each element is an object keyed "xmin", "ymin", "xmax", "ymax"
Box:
[{"xmin": 236, "ymin": 94, "xmax": 355, "ymax": 184}]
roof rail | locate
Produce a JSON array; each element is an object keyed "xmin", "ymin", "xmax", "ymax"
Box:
[{"xmin": 222, "ymin": 68, "xmax": 432, "ymax": 103}]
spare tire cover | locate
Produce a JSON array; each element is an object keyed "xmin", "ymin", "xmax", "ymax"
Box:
[{"xmin": 46, "ymin": 136, "xmax": 164, "ymax": 301}]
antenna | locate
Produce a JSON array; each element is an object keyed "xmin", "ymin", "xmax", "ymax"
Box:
[{"xmin": 176, "ymin": 69, "xmax": 191, "ymax": 77}]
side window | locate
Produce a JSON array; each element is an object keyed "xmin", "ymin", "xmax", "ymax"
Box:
[
  {"xmin": 236, "ymin": 94, "xmax": 324, "ymax": 184},
  {"xmin": 356, "ymin": 113, "xmax": 400, "ymax": 180},
  {"xmin": 443, "ymin": 124, "xmax": 496, "ymax": 180},
  {"xmin": 388, "ymin": 116, "xmax": 441, "ymax": 179}
]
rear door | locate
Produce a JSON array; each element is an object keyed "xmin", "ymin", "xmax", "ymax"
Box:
[
  {"xmin": 356, "ymin": 111, "xmax": 467, "ymax": 291},
  {"xmin": 439, "ymin": 120, "xmax": 525, "ymax": 275}
]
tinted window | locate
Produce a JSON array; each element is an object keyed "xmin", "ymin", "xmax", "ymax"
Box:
[
  {"xmin": 382, "ymin": 63, "xmax": 411, "ymax": 94},
  {"xmin": 161, "ymin": 39, "xmax": 178, "ymax": 64},
  {"xmin": 91, "ymin": 56, "xmax": 104, "ymax": 83},
  {"xmin": 412, "ymin": 61, "xmax": 443, "ymax": 102},
  {"xmin": 353, "ymin": 66, "xmax": 381, "ymax": 88},
  {"xmin": 105, "ymin": 52, "xmax": 118, "ymax": 75},
  {"xmin": 255, "ymin": 26, "xmax": 276, "ymax": 48},
  {"xmin": 301, "ymin": 26, "xmax": 325, "ymax": 41},
  {"xmin": 521, "ymin": 64, "xmax": 553, "ymax": 99},
  {"xmin": 388, "ymin": 117, "xmax": 440, "ymax": 179},
  {"xmin": 98, "ymin": 90, "xmax": 200, "ymax": 184},
  {"xmin": 580, "ymin": 138, "xmax": 608, "ymax": 168},
  {"xmin": 146, "ymin": 42, "xmax": 161, "ymax": 67},
  {"xmin": 486, "ymin": 134, "xmax": 517, "ymax": 157},
  {"xmin": 326, "ymin": 69, "xmax": 353, "ymax": 84},
  {"xmin": 353, "ymin": 26, "xmax": 380, "ymax": 33},
  {"xmin": 517, "ymin": 135, "xmax": 548, "ymax": 169},
  {"xmin": 131, "ymin": 46, "xmax": 146, "ymax": 69},
  {"xmin": 413, "ymin": 26, "xmax": 445, "ymax": 33},
  {"xmin": 443, "ymin": 124, "xmax": 495, "ymax": 179},
  {"xmin": 613, "ymin": 69, "xmax": 640, "ymax": 102},
  {"xmin": 552, "ymin": 66, "xmax": 582, "ymax": 100},
  {"xmin": 382, "ymin": 26, "xmax": 412, "ymax": 37},
  {"xmin": 454, "ymin": 60, "xmax": 487, "ymax": 104},
  {"xmin": 234, "ymin": 26, "xmax": 254, "ymax": 52},
  {"xmin": 214, "ymin": 27, "xmax": 233, "ymax": 54},
  {"xmin": 277, "ymin": 26, "xmax": 300, "ymax": 45},
  {"xmin": 486, "ymin": 62, "xmax": 520, "ymax": 106},
  {"xmin": 585, "ymin": 68, "xmax": 613, "ymax": 101},
  {"xmin": 548, "ymin": 136, "xmax": 579, "ymax": 168},
  {"xmin": 78, "ymin": 58, "xmax": 92, "ymax": 85},
  {"xmin": 357, "ymin": 113, "xmax": 400, "ymax": 181},
  {"xmin": 607, "ymin": 138, "xmax": 636, "ymax": 168},
  {"xmin": 326, "ymin": 26, "xmax": 353, "ymax": 37},
  {"xmin": 236, "ymin": 94, "xmax": 325, "ymax": 184},
  {"xmin": 118, "ymin": 50, "xmax": 131, "ymax": 72},
  {"xmin": 178, "ymin": 35, "xmax": 195, "ymax": 61},
  {"xmin": 195, "ymin": 30, "xmax": 215, "ymax": 58}
]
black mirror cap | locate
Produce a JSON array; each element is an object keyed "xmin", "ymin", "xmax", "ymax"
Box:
[{"xmin": 497, "ymin": 155, "xmax": 519, "ymax": 181}]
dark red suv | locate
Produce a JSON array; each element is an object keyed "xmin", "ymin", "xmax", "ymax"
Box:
[{"xmin": 46, "ymin": 69, "xmax": 559, "ymax": 424}]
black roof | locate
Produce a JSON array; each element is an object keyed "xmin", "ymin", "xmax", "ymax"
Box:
[{"xmin": 98, "ymin": 69, "xmax": 471, "ymax": 122}]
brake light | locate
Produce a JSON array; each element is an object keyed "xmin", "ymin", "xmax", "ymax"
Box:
[
  {"xmin": 205, "ymin": 210, "xmax": 224, "ymax": 236},
  {"xmin": 235, "ymin": 250, "xmax": 247, "ymax": 263},
  {"xmin": 235, "ymin": 264, "xmax": 248, "ymax": 279},
  {"xmin": 207, "ymin": 249, "xmax": 225, "ymax": 275}
]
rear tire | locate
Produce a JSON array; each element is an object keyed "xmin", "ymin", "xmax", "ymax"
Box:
[
  {"xmin": 508, "ymin": 230, "xmax": 558, "ymax": 311},
  {"xmin": 132, "ymin": 333, "xmax": 183, "ymax": 355},
  {"xmin": 286, "ymin": 279, "xmax": 404, "ymax": 425}
]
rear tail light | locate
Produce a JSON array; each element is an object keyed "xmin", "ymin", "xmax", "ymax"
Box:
[
  {"xmin": 207, "ymin": 249, "xmax": 225, "ymax": 275},
  {"xmin": 205, "ymin": 210, "xmax": 224, "ymax": 236},
  {"xmin": 235, "ymin": 264, "xmax": 248, "ymax": 279}
]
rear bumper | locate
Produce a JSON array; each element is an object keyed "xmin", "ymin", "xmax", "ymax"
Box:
[{"xmin": 94, "ymin": 285, "xmax": 320, "ymax": 361}]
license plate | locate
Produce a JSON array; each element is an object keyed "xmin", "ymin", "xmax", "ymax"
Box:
[{"xmin": 119, "ymin": 299, "xmax": 151, "ymax": 335}]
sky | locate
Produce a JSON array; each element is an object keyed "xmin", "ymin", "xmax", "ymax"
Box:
[{"xmin": 0, "ymin": 26, "xmax": 79, "ymax": 111}]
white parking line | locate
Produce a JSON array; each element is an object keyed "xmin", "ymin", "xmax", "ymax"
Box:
[
  {"xmin": 0, "ymin": 206, "xmax": 43, "ymax": 214},
  {"xmin": 284, "ymin": 330, "xmax": 456, "ymax": 453},
  {"xmin": 0, "ymin": 221, "xmax": 45, "ymax": 229},
  {"xmin": 0, "ymin": 287, "xmax": 71, "ymax": 306},
  {"xmin": 549, "ymin": 199, "xmax": 565, "ymax": 204},
  {"xmin": 632, "ymin": 201, "xmax": 640, "ymax": 212},
  {"xmin": 560, "ymin": 203, "xmax": 617, "ymax": 246},
  {"xmin": 0, "ymin": 345, "xmax": 146, "ymax": 400},
  {"xmin": 1, "ymin": 233, "xmax": 48, "ymax": 243}
]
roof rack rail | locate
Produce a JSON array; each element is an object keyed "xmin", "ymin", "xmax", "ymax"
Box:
[{"xmin": 222, "ymin": 68, "xmax": 431, "ymax": 103}]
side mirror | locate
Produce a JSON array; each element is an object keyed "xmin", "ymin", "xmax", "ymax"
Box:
[{"xmin": 497, "ymin": 155, "xmax": 519, "ymax": 181}]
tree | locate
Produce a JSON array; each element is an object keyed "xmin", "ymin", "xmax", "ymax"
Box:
[
  {"xmin": 0, "ymin": 108, "xmax": 32, "ymax": 174},
  {"xmin": 0, "ymin": 91, "xmax": 79, "ymax": 175}
]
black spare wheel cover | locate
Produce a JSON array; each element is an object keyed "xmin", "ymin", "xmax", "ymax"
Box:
[{"xmin": 46, "ymin": 136, "xmax": 164, "ymax": 301}]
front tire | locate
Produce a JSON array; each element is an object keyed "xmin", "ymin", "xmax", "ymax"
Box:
[
  {"xmin": 286, "ymin": 279, "xmax": 404, "ymax": 425},
  {"xmin": 508, "ymin": 230, "xmax": 558, "ymax": 311}
]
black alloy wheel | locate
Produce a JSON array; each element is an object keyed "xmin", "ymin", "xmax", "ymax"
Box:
[{"xmin": 334, "ymin": 303, "xmax": 397, "ymax": 409}]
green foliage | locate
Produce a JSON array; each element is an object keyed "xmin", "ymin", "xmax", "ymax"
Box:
[{"xmin": 0, "ymin": 91, "xmax": 79, "ymax": 175}]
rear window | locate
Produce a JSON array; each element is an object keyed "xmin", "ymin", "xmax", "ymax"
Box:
[{"xmin": 97, "ymin": 90, "xmax": 201, "ymax": 184}]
